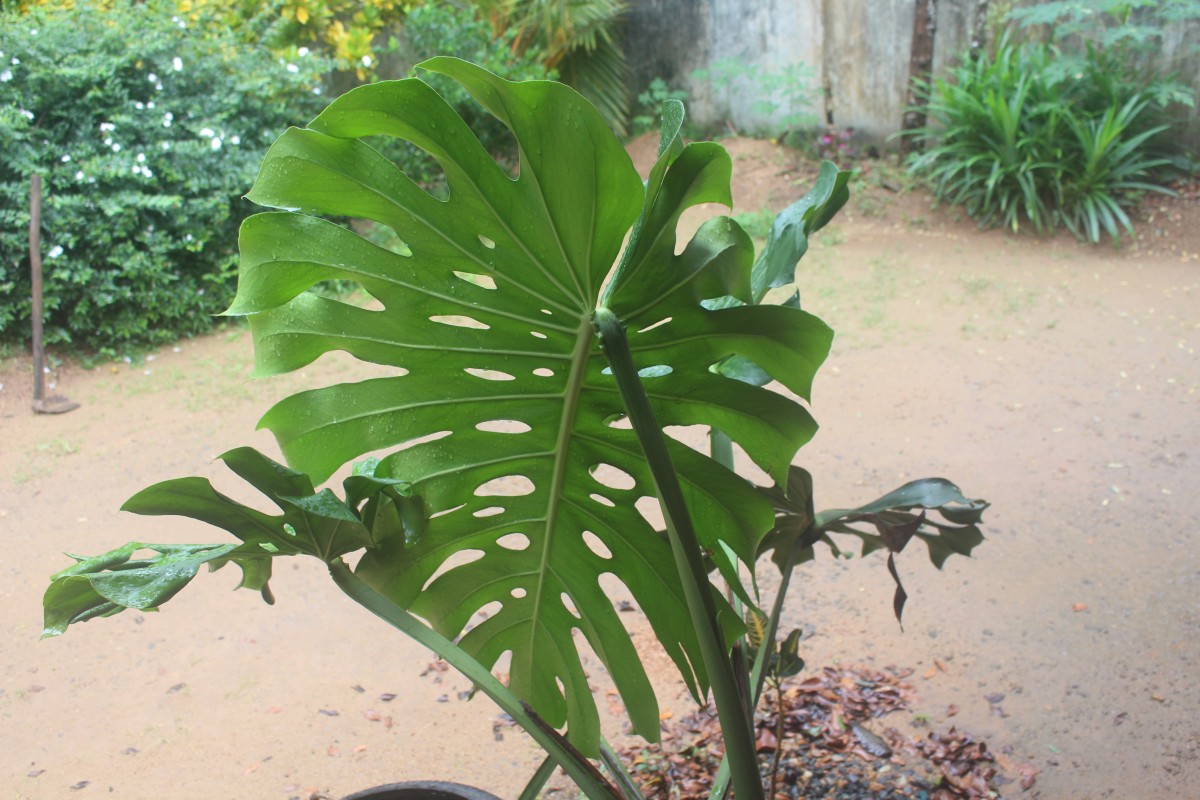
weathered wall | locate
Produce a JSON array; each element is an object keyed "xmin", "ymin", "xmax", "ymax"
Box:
[{"xmin": 621, "ymin": 0, "xmax": 1200, "ymax": 150}]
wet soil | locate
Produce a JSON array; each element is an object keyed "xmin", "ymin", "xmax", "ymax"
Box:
[{"xmin": 1, "ymin": 137, "xmax": 1197, "ymax": 799}]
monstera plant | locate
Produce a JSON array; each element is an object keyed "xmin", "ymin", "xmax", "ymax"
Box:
[{"xmin": 43, "ymin": 59, "xmax": 987, "ymax": 800}]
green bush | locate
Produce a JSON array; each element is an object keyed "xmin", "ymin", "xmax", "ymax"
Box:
[
  {"xmin": 0, "ymin": 0, "xmax": 332, "ymax": 354},
  {"xmin": 905, "ymin": 39, "xmax": 1172, "ymax": 242}
]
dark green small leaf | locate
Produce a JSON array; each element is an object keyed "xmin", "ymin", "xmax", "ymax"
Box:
[{"xmin": 43, "ymin": 543, "xmax": 238, "ymax": 637}]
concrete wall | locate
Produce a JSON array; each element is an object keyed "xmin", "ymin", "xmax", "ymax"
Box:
[{"xmin": 621, "ymin": 0, "xmax": 1200, "ymax": 151}]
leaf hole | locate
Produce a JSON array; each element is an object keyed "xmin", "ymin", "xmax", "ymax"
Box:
[
  {"xmin": 475, "ymin": 475, "xmax": 536, "ymax": 497},
  {"xmin": 605, "ymin": 415, "xmax": 632, "ymax": 429},
  {"xmin": 477, "ymin": 234, "xmax": 496, "ymax": 249},
  {"xmin": 582, "ymin": 530, "xmax": 612, "ymax": 560},
  {"xmin": 589, "ymin": 493, "xmax": 615, "ymax": 508},
  {"xmin": 561, "ymin": 592, "xmax": 581, "ymax": 619},
  {"xmin": 392, "ymin": 430, "xmax": 453, "ymax": 453},
  {"xmin": 473, "ymin": 506, "xmax": 505, "ymax": 518},
  {"xmin": 475, "ymin": 419, "xmax": 532, "ymax": 434},
  {"xmin": 431, "ymin": 315, "xmax": 490, "ymax": 330},
  {"xmin": 637, "ymin": 316, "xmax": 672, "ymax": 333},
  {"xmin": 511, "ymin": 587, "xmax": 527, "ymax": 599},
  {"xmin": 430, "ymin": 503, "xmax": 466, "ymax": 520},
  {"xmin": 540, "ymin": 308, "xmax": 553, "ymax": 316},
  {"xmin": 637, "ymin": 364, "xmax": 673, "ymax": 378},
  {"xmin": 496, "ymin": 532, "xmax": 531, "ymax": 551},
  {"xmin": 530, "ymin": 331, "xmax": 548, "ymax": 339},
  {"xmin": 590, "ymin": 463, "xmax": 636, "ymax": 491},
  {"xmin": 453, "ymin": 271, "xmax": 497, "ymax": 290},
  {"xmin": 465, "ymin": 367, "xmax": 516, "ymax": 381},
  {"xmin": 475, "ymin": 600, "xmax": 502, "ymax": 620},
  {"xmin": 635, "ymin": 496, "xmax": 664, "ymax": 530},
  {"xmin": 533, "ymin": 367, "xmax": 555, "ymax": 377},
  {"xmin": 421, "ymin": 548, "xmax": 484, "ymax": 591}
]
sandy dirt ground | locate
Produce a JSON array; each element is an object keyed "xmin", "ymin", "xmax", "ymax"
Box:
[{"xmin": 1, "ymin": 137, "xmax": 1197, "ymax": 799}]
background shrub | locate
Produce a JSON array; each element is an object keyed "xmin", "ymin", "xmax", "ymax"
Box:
[
  {"xmin": 0, "ymin": 0, "xmax": 331, "ymax": 354},
  {"xmin": 905, "ymin": 37, "xmax": 1174, "ymax": 242}
]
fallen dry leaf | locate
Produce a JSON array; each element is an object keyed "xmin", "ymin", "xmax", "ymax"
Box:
[
  {"xmin": 1072, "ymin": 603, "xmax": 1088, "ymax": 612},
  {"xmin": 923, "ymin": 667, "xmax": 938, "ymax": 679},
  {"xmin": 934, "ymin": 658, "xmax": 948, "ymax": 673},
  {"xmin": 353, "ymin": 744, "xmax": 368, "ymax": 753},
  {"xmin": 243, "ymin": 763, "xmax": 259, "ymax": 774},
  {"xmin": 946, "ymin": 704, "xmax": 960, "ymax": 717},
  {"xmin": 1151, "ymin": 693, "xmax": 1166, "ymax": 703}
]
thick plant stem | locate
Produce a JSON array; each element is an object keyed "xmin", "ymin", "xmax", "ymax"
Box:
[
  {"xmin": 594, "ymin": 307, "xmax": 765, "ymax": 800},
  {"xmin": 707, "ymin": 533, "xmax": 804, "ymax": 800},
  {"xmin": 328, "ymin": 560, "xmax": 623, "ymax": 800}
]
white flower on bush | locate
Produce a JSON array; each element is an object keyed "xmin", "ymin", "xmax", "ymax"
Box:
[
  {"xmin": 199, "ymin": 127, "xmax": 213, "ymax": 137},
  {"xmin": 20, "ymin": 109, "xmax": 34, "ymax": 120},
  {"xmin": 230, "ymin": 135, "xmax": 240, "ymax": 145},
  {"xmin": 99, "ymin": 122, "xmax": 115, "ymax": 132},
  {"xmin": 173, "ymin": 57, "xmax": 182, "ymax": 71},
  {"xmin": 112, "ymin": 143, "xmax": 121, "ymax": 152},
  {"xmin": 155, "ymin": 82, "xmax": 163, "ymax": 91},
  {"xmin": 48, "ymin": 245, "xmax": 63, "ymax": 259},
  {"xmin": 210, "ymin": 136, "xmax": 222, "ymax": 150},
  {"xmin": 135, "ymin": 101, "xmax": 145, "ymax": 110},
  {"xmin": 298, "ymin": 47, "xmax": 309, "ymax": 57},
  {"xmin": 74, "ymin": 170, "xmax": 84, "ymax": 181},
  {"xmin": 61, "ymin": 154, "xmax": 71, "ymax": 163},
  {"xmin": 30, "ymin": 28, "xmax": 38, "ymax": 35},
  {"xmin": 11, "ymin": 57, "xmax": 19, "ymax": 65},
  {"xmin": 163, "ymin": 111, "xmax": 174, "ymax": 128},
  {"xmin": 361, "ymin": 55, "xmax": 372, "ymax": 68},
  {"xmin": 148, "ymin": 72, "xmax": 157, "ymax": 82},
  {"xmin": 137, "ymin": 152, "xmax": 146, "ymax": 163},
  {"xmin": 286, "ymin": 63, "xmax": 299, "ymax": 73},
  {"xmin": 0, "ymin": 70, "xmax": 11, "ymax": 83}
]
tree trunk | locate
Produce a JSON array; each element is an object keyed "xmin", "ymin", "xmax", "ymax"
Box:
[{"xmin": 900, "ymin": 0, "xmax": 938, "ymax": 155}]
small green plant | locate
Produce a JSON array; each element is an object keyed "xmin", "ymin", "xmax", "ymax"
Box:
[
  {"xmin": 730, "ymin": 207, "xmax": 775, "ymax": 241},
  {"xmin": 632, "ymin": 77, "xmax": 689, "ymax": 136},
  {"xmin": 693, "ymin": 58, "xmax": 818, "ymax": 142},
  {"xmin": 42, "ymin": 63, "xmax": 987, "ymax": 800}
]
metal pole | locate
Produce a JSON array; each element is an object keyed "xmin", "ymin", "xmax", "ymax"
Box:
[
  {"xmin": 30, "ymin": 174, "xmax": 45, "ymax": 405},
  {"xmin": 29, "ymin": 173, "xmax": 79, "ymax": 415}
]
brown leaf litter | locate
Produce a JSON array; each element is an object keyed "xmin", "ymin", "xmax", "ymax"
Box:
[{"xmin": 617, "ymin": 664, "xmax": 1036, "ymax": 799}]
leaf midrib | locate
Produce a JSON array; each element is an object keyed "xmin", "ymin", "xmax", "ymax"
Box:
[{"xmin": 528, "ymin": 318, "xmax": 596, "ymax": 661}]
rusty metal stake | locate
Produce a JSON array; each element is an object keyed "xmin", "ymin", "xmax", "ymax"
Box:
[{"xmin": 29, "ymin": 174, "xmax": 79, "ymax": 415}]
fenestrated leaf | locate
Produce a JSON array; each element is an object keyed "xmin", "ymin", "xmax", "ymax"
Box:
[
  {"xmin": 228, "ymin": 58, "xmax": 832, "ymax": 754},
  {"xmin": 761, "ymin": 470, "xmax": 987, "ymax": 624}
]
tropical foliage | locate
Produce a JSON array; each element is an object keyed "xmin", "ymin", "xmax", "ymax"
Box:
[
  {"xmin": 477, "ymin": 0, "xmax": 630, "ymax": 136},
  {"xmin": 905, "ymin": 38, "xmax": 1174, "ymax": 242}
]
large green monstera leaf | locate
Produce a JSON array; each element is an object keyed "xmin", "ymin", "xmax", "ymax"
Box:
[
  {"xmin": 226, "ymin": 58, "xmax": 833, "ymax": 752},
  {"xmin": 44, "ymin": 60, "xmax": 832, "ymax": 756}
]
